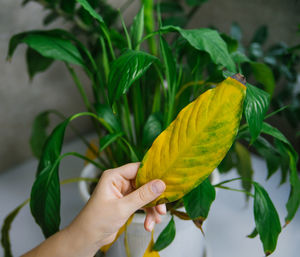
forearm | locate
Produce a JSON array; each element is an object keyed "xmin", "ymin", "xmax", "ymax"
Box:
[{"xmin": 21, "ymin": 227, "xmax": 100, "ymax": 257}]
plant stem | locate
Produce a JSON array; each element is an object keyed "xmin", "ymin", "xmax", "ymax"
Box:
[
  {"xmin": 99, "ymin": 36, "xmax": 110, "ymax": 83},
  {"xmin": 124, "ymin": 222, "xmax": 132, "ymax": 257},
  {"xmin": 66, "ymin": 64, "xmax": 92, "ymax": 111},
  {"xmin": 100, "ymin": 25, "xmax": 116, "ymax": 60},
  {"xmin": 133, "ymin": 83, "xmax": 144, "ymax": 142},
  {"xmin": 142, "ymin": 0, "xmax": 157, "ymax": 56},
  {"xmin": 60, "ymin": 176, "xmax": 99, "ymax": 185},
  {"xmin": 215, "ymin": 185, "xmax": 254, "ymax": 198},
  {"xmin": 122, "ymin": 95, "xmax": 134, "ymax": 143},
  {"xmin": 213, "ymin": 177, "xmax": 243, "ymax": 187}
]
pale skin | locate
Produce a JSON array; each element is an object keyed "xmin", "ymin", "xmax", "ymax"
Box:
[{"xmin": 22, "ymin": 162, "xmax": 166, "ymax": 257}]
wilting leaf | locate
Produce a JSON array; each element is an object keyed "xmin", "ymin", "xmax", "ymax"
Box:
[
  {"xmin": 153, "ymin": 217, "xmax": 176, "ymax": 251},
  {"xmin": 170, "ymin": 210, "xmax": 190, "ymax": 220},
  {"xmin": 244, "ymin": 83, "xmax": 270, "ymax": 143},
  {"xmin": 235, "ymin": 142, "xmax": 253, "ymax": 198},
  {"xmin": 143, "ymin": 230, "xmax": 160, "ymax": 257},
  {"xmin": 250, "ymin": 62, "xmax": 275, "ymax": 96},
  {"xmin": 101, "ymin": 215, "xmax": 134, "ymax": 253},
  {"xmin": 1, "ymin": 200, "xmax": 29, "ymax": 257},
  {"xmin": 253, "ymin": 182, "xmax": 281, "ymax": 255},
  {"xmin": 108, "ymin": 50, "xmax": 158, "ymax": 103},
  {"xmin": 183, "ymin": 178, "xmax": 215, "ymax": 221},
  {"xmin": 136, "ymin": 76, "xmax": 246, "ymax": 206},
  {"xmin": 30, "ymin": 111, "xmax": 50, "ymax": 158}
]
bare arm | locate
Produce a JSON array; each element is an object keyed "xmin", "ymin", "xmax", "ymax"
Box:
[{"xmin": 22, "ymin": 163, "xmax": 166, "ymax": 257}]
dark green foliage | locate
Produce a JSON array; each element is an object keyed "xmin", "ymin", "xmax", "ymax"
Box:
[{"xmin": 153, "ymin": 217, "xmax": 176, "ymax": 251}]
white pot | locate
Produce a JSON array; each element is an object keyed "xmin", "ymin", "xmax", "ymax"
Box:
[{"xmin": 79, "ymin": 164, "xmax": 220, "ymax": 257}]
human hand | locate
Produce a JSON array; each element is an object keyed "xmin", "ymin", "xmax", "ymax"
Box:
[{"xmin": 66, "ymin": 162, "xmax": 166, "ymax": 256}]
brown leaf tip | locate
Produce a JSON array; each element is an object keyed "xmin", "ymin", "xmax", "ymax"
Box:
[{"xmin": 231, "ymin": 73, "xmax": 246, "ymax": 85}]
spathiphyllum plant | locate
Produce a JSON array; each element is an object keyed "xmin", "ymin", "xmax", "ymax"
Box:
[{"xmin": 1, "ymin": 0, "xmax": 300, "ymax": 256}]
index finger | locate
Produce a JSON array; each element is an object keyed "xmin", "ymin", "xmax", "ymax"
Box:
[{"xmin": 112, "ymin": 162, "xmax": 141, "ymax": 180}]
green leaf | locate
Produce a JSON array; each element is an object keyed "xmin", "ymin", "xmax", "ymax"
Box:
[
  {"xmin": 253, "ymin": 137, "xmax": 281, "ymax": 179},
  {"xmin": 43, "ymin": 12, "xmax": 59, "ymax": 26},
  {"xmin": 244, "ymin": 83, "xmax": 270, "ymax": 143},
  {"xmin": 218, "ymin": 148, "xmax": 235, "ymax": 173},
  {"xmin": 160, "ymin": 36, "xmax": 177, "ymax": 92},
  {"xmin": 250, "ymin": 62, "xmax": 275, "ymax": 96},
  {"xmin": 247, "ymin": 227, "xmax": 258, "ymax": 239},
  {"xmin": 95, "ymin": 104, "xmax": 122, "ymax": 132},
  {"xmin": 30, "ymin": 111, "xmax": 50, "ymax": 158},
  {"xmin": 152, "ymin": 217, "xmax": 176, "ymax": 251},
  {"xmin": 275, "ymin": 141, "xmax": 300, "ymax": 224},
  {"xmin": 249, "ymin": 43, "xmax": 263, "ymax": 60},
  {"xmin": 261, "ymin": 122, "xmax": 290, "ymax": 145},
  {"xmin": 26, "ymin": 48, "xmax": 54, "ymax": 79},
  {"xmin": 76, "ymin": 0, "xmax": 104, "ymax": 24},
  {"xmin": 142, "ymin": 113, "xmax": 163, "ymax": 148},
  {"xmin": 185, "ymin": 0, "xmax": 208, "ymax": 6},
  {"xmin": 161, "ymin": 26, "xmax": 236, "ymax": 72},
  {"xmin": 251, "ymin": 25, "xmax": 268, "ymax": 45},
  {"xmin": 108, "ymin": 50, "xmax": 158, "ymax": 103},
  {"xmin": 221, "ymin": 33, "xmax": 238, "ymax": 53},
  {"xmin": 22, "ymin": 34, "xmax": 84, "ymax": 66},
  {"xmin": 1, "ymin": 200, "xmax": 29, "ymax": 257},
  {"xmin": 230, "ymin": 22, "xmax": 242, "ymax": 42},
  {"xmin": 130, "ymin": 6, "xmax": 144, "ymax": 49},
  {"xmin": 31, "ymin": 119, "xmax": 70, "ymax": 237},
  {"xmin": 183, "ymin": 178, "xmax": 216, "ymax": 220},
  {"xmin": 253, "ymin": 182, "xmax": 281, "ymax": 255},
  {"xmin": 235, "ymin": 142, "xmax": 253, "ymax": 198},
  {"xmin": 155, "ymin": 2, "xmax": 183, "ymax": 13},
  {"xmin": 231, "ymin": 51, "xmax": 250, "ymax": 64},
  {"xmin": 60, "ymin": 0, "xmax": 76, "ymax": 14},
  {"xmin": 100, "ymin": 132, "xmax": 123, "ymax": 151}
]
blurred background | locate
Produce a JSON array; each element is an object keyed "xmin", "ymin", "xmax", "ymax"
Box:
[
  {"xmin": 0, "ymin": 0, "xmax": 299, "ymax": 172},
  {"xmin": 0, "ymin": 1, "xmax": 300, "ymax": 257}
]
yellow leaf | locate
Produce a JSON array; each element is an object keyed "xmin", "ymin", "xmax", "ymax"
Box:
[
  {"xmin": 101, "ymin": 214, "xmax": 134, "ymax": 253},
  {"xmin": 84, "ymin": 139, "xmax": 99, "ymax": 164},
  {"xmin": 143, "ymin": 230, "xmax": 160, "ymax": 257},
  {"xmin": 136, "ymin": 75, "xmax": 246, "ymax": 206}
]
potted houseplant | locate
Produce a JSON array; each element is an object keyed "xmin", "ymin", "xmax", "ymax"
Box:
[{"xmin": 1, "ymin": 0, "xmax": 299, "ymax": 257}]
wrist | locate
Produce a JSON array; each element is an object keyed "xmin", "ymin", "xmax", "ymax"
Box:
[{"xmin": 63, "ymin": 224, "xmax": 101, "ymax": 257}]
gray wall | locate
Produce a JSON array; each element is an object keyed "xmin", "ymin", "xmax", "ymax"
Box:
[{"xmin": 0, "ymin": 0, "xmax": 299, "ymax": 173}]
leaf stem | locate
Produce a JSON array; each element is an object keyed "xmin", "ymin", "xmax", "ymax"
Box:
[
  {"xmin": 213, "ymin": 177, "xmax": 243, "ymax": 187},
  {"xmin": 66, "ymin": 64, "xmax": 91, "ymax": 111},
  {"xmin": 215, "ymin": 185, "xmax": 254, "ymax": 198}
]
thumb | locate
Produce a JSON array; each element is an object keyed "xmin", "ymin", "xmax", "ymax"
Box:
[{"xmin": 122, "ymin": 179, "xmax": 166, "ymax": 215}]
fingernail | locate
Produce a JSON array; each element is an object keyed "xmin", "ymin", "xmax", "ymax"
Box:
[
  {"xmin": 161, "ymin": 204, "xmax": 167, "ymax": 214},
  {"xmin": 151, "ymin": 180, "xmax": 165, "ymax": 194},
  {"xmin": 148, "ymin": 221, "xmax": 155, "ymax": 231}
]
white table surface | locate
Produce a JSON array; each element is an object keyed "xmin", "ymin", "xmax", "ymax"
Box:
[{"xmin": 0, "ymin": 137, "xmax": 299, "ymax": 257}]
